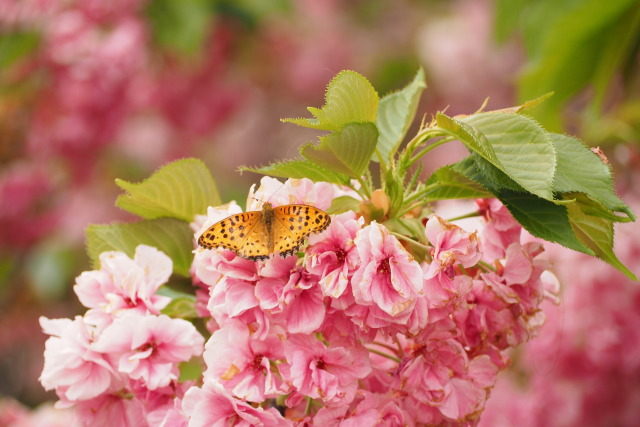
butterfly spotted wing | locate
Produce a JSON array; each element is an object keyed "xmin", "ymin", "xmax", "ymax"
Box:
[
  {"xmin": 271, "ymin": 204, "xmax": 331, "ymax": 257},
  {"xmin": 197, "ymin": 203, "xmax": 331, "ymax": 261},
  {"xmin": 198, "ymin": 210, "xmax": 272, "ymax": 260}
]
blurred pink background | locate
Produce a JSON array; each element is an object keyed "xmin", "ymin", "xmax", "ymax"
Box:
[{"xmin": 1, "ymin": 0, "xmax": 639, "ymax": 424}]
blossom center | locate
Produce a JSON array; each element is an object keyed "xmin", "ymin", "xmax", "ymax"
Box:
[
  {"xmin": 136, "ymin": 341, "xmax": 158, "ymax": 356},
  {"xmin": 316, "ymin": 359, "xmax": 327, "ymax": 370},
  {"xmin": 377, "ymin": 258, "xmax": 391, "ymax": 275},
  {"xmin": 335, "ymin": 248, "xmax": 347, "ymax": 263},
  {"xmin": 251, "ymin": 354, "xmax": 266, "ymax": 373}
]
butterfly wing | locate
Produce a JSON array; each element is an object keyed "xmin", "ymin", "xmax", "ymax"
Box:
[
  {"xmin": 198, "ymin": 211, "xmax": 272, "ymax": 261},
  {"xmin": 271, "ymin": 204, "xmax": 331, "ymax": 257}
]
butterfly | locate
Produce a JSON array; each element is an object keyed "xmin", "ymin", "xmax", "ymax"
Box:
[{"xmin": 198, "ymin": 202, "xmax": 331, "ymax": 261}]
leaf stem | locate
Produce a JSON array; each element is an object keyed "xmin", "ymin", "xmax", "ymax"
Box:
[
  {"xmin": 408, "ymin": 136, "xmax": 453, "ymax": 165},
  {"xmin": 389, "ymin": 231, "xmax": 430, "ymax": 251},
  {"xmin": 446, "ymin": 211, "xmax": 481, "ymax": 222},
  {"xmin": 367, "ymin": 347, "xmax": 402, "ymax": 363},
  {"xmin": 477, "ymin": 260, "xmax": 495, "ymax": 272}
]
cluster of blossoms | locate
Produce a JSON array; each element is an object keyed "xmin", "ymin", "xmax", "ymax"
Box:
[{"xmin": 40, "ymin": 178, "xmax": 559, "ymax": 425}]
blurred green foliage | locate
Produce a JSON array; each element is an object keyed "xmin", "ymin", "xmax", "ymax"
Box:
[{"xmin": 495, "ymin": 0, "xmax": 640, "ymax": 139}]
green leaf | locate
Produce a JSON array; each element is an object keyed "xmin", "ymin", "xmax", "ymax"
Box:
[
  {"xmin": 146, "ymin": 0, "xmax": 212, "ymax": 57},
  {"xmin": 551, "ymin": 133, "xmax": 634, "ymax": 220},
  {"xmin": 116, "ymin": 158, "xmax": 220, "ymax": 222},
  {"xmin": 385, "ymin": 169, "xmax": 405, "ymax": 217},
  {"xmin": 240, "ymin": 159, "xmax": 349, "ymax": 185},
  {"xmin": 179, "ymin": 358, "xmax": 204, "ymax": 382},
  {"xmin": 461, "ymin": 113, "xmax": 556, "ymax": 200},
  {"xmin": 327, "ymin": 195, "xmax": 361, "ymax": 215},
  {"xmin": 453, "ymin": 157, "xmax": 592, "ymax": 254},
  {"xmin": 376, "ymin": 68, "xmax": 426, "ymax": 163},
  {"xmin": 424, "ymin": 166, "xmax": 493, "ymax": 202},
  {"xmin": 565, "ymin": 193, "xmax": 637, "ymax": 280},
  {"xmin": 161, "ymin": 297, "xmax": 199, "ymax": 319},
  {"xmin": 495, "ymin": 190, "xmax": 593, "ymax": 254},
  {"xmin": 383, "ymin": 217, "xmax": 429, "ymax": 262},
  {"xmin": 282, "ymin": 70, "xmax": 379, "ymax": 131},
  {"xmin": 86, "ymin": 218, "xmax": 194, "ymax": 277},
  {"xmin": 301, "ymin": 122, "xmax": 379, "ymax": 178},
  {"xmin": 0, "ymin": 31, "xmax": 39, "ymax": 68},
  {"xmin": 436, "ymin": 113, "xmax": 501, "ymax": 168}
]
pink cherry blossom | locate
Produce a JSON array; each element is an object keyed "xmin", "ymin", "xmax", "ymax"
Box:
[
  {"xmin": 91, "ymin": 313, "xmax": 204, "ymax": 390},
  {"xmin": 280, "ymin": 334, "xmax": 371, "ymax": 406},
  {"xmin": 396, "ymin": 338, "xmax": 498, "ymax": 423},
  {"xmin": 73, "ymin": 245, "xmax": 172, "ymax": 322},
  {"xmin": 423, "ymin": 215, "xmax": 480, "ymax": 307},
  {"xmin": 351, "ymin": 222, "xmax": 423, "ymax": 317},
  {"xmin": 182, "ymin": 379, "xmax": 291, "ymax": 427},
  {"xmin": 246, "ymin": 176, "xmax": 350, "ymax": 211},
  {"xmin": 39, "ymin": 316, "xmax": 114, "ymax": 402},
  {"xmin": 306, "ymin": 211, "xmax": 363, "ymax": 298},
  {"xmin": 475, "ymin": 198, "xmax": 522, "ymax": 260},
  {"xmin": 202, "ymin": 321, "xmax": 285, "ymax": 401},
  {"xmin": 255, "ymin": 256, "xmax": 325, "ymax": 334},
  {"xmin": 312, "ymin": 391, "xmax": 415, "ymax": 427},
  {"xmin": 72, "ymin": 390, "xmax": 147, "ymax": 427},
  {"xmin": 455, "ymin": 242, "xmax": 558, "ymax": 353}
]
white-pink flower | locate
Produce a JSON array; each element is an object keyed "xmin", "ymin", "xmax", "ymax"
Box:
[
  {"xmin": 73, "ymin": 245, "xmax": 172, "ymax": 321},
  {"xmin": 91, "ymin": 312, "xmax": 204, "ymax": 390},
  {"xmin": 182, "ymin": 379, "xmax": 291, "ymax": 427},
  {"xmin": 246, "ymin": 176, "xmax": 348, "ymax": 211},
  {"xmin": 351, "ymin": 222, "xmax": 423, "ymax": 317},
  {"xmin": 39, "ymin": 316, "xmax": 114, "ymax": 402}
]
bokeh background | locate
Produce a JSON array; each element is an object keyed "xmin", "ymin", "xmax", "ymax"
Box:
[{"xmin": 1, "ymin": 0, "xmax": 639, "ymax": 424}]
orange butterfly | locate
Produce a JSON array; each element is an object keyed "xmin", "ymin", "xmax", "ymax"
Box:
[{"xmin": 198, "ymin": 202, "xmax": 331, "ymax": 261}]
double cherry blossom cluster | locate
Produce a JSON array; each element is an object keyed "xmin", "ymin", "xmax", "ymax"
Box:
[{"xmin": 40, "ymin": 178, "xmax": 559, "ymax": 426}]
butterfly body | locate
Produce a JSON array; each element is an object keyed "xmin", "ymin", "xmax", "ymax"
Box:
[{"xmin": 198, "ymin": 202, "xmax": 331, "ymax": 261}]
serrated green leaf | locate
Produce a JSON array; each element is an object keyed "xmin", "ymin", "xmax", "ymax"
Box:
[
  {"xmin": 453, "ymin": 157, "xmax": 592, "ymax": 254},
  {"xmin": 551, "ymin": 133, "xmax": 634, "ymax": 220},
  {"xmin": 424, "ymin": 166, "xmax": 492, "ymax": 202},
  {"xmin": 436, "ymin": 112, "xmax": 501, "ymax": 168},
  {"xmin": 461, "ymin": 113, "xmax": 556, "ymax": 200},
  {"xmin": 301, "ymin": 122, "xmax": 379, "ymax": 178},
  {"xmin": 376, "ymin": 68, "xmax": 426, "ymax": 163},
  {"xmin": 116, "ymin": 158, "xmax": 220, "ymax": 222},
  {"xmin": 86, "ymin": 218, "xmax": 194, "ymax": 277},
  {"xmin": 282, "ymin": 71, "xmax": 379, "ymax": 131},
  {"xmin": 240, "ymin": 159, "xmax": 349, "ymax": 185},
  {"xmin": 565, "ymin": 193, "xmax": 637, "ymax": 280},
  {"xmin": 497, "ymin": 190, "xmax": 593, "ymax": 254},
  {"xmin": 327, "ymin": 195, "xmax": 361, "ymax": 215},
  {"xmin": 161, "ymin": 297, "xmax": 199, "ymax": 319}
]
